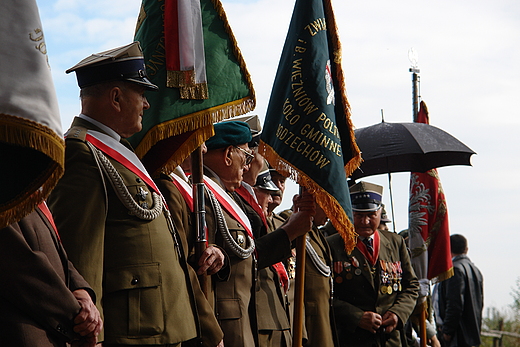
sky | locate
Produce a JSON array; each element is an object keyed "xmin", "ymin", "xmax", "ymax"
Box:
[{"xmin": 36, "ymin": 0, "xmax": 520, "ymax": 316}]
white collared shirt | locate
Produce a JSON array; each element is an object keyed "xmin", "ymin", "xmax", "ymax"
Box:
[{"xmin": 78, "ymin": 114, "xmax": 120, "ymax": 141}]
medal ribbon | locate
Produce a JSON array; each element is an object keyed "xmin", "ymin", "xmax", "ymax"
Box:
[{"xmin": 357, "ymin": 231, "xmax": 380, "ymax": 266}]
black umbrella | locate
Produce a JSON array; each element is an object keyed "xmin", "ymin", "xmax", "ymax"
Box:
[{"xmin": 350, "ymin": 122, "xmax": 475, "ymax": 180}]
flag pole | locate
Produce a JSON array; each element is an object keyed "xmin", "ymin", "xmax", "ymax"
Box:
[
  {"xmin": 192, "ymin": 146, "xmax": 208, "ymax": 297},
  {"xmin": 292, "ymin": 234, "xmax": 306, "ymax": 347},
  {"xmin": 292, "ymin": 185, "xmax": 307, "ymax": 347},
  {"xmin": 409, "ymin": 50, "xmax": 427, "ymax": 347}
]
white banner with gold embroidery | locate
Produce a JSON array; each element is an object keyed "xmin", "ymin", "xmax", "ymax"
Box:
[{"xmin": 0, "ymin": 0, "xmax": 64, "ymax": 228}]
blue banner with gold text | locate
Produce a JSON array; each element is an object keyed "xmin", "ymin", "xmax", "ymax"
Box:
[{"xmin": 260, "ymin": 0, "xmax": 361, "ymax": 251}]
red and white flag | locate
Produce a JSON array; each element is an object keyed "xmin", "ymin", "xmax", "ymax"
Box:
[{"xmin": 408, "ymin": 101, "xmax": 453, "ymax": 288}]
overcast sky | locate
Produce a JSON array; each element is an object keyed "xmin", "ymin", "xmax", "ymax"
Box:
[{"xmin": 37, "ymin": 0, "xmax": 520, "ymax": 315}]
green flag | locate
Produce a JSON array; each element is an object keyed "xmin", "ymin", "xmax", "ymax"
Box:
[
  {"xmin": 129, "ymin": 0, "xmax": 255, "ymax": 175},
  {"xmin": 260, "ymin": 0, "xmax": 361, "ymax": 251}
]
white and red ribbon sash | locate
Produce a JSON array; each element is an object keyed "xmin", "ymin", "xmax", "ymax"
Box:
[
  {"xmin": 357, "ymin": 231, "xmax": 380, "ymax": 267},
  {"xmin": 235, "ymin": 185, "xmax": 268, "ymax": 229},
  {"xmin": 235, "ymin": 185, "xmax": 289, "ymax": 293},
  {"xmin": 38, "ymin": 201, "xmax": 60, "ymax": 241},
  {"xmin": 170, "ymin": 172, "xmax": 194, "ymax": 212},
  {"xmin": 203, "ymin": 176, "xmax": 252, "ymax": 238},
  {"xmin": 85, "ymin": 131, "xmax": 160, "ymax": 195}
]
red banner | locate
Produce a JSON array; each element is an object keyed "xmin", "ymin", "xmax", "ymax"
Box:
[{"xmin": 409, "ymin": 101, "xmax": 453, "ymax": 283}]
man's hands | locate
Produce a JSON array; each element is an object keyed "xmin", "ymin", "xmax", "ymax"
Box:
[
  {"xmin": 197, "ymin": 245, "xmax": 225, "ymax": 275},
  {"xmin": 71, "ymin": 289, "xmax": 102, "ymax": 347},
  {"xmin": 359, "ymin": 311, "xmax": 399, "ymax": 334},
  {"xmin": 359, "ymin": 311, "xmax": 382, "ymax": 333},
  {"xmin": 381, "ymin": 311, "xmax": 398, "ymax": 333},
  {"xmin": 282, "ymin": 190, "xmax": 316, "ymax": 241}
]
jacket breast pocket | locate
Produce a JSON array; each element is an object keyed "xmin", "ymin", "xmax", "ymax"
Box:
[
  {"xmin": 104, "ymin": 263, "xmax": 164, "ymax": 337},
  {"xmin": 216, "ymin": 298, "xmax": 242, "ymax": 320}
]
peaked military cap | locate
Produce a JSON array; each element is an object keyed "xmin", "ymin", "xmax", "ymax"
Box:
[
  {"xmin": 349, "ymin": 181, "xmax": 383, "ymax": 212},
  {"xmin": 206, "ymin": 121, "xmax": 252, "ymax": 150},
  {"xmin": 255, "ymin": 161, "xmax": 278, "ymax": 191},
  {"xmin": 66, "ymin": 42, "xmax": 158, "ymax": 90}
]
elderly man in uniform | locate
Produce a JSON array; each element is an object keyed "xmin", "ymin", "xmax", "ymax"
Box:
[
  {"xmin": 49, "ymin": 43, "xmax": 199, "ymax": 346},
  {"xmin": 156, "ymin": 143, "xmax": 226, "ymax": 347},
  {"xmin": 327, "ymin": 181, "xmax": 419, "ymax": 347},
  {"xmin": 202, "ymin": 121, "xmax": 315, "ymax": 346}
]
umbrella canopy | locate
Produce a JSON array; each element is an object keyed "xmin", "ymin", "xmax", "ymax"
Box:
[{"xmin": 351, "ymin": 122, "xmax": 475, "ymax": 180}]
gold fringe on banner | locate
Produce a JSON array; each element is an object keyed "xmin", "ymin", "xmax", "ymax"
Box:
[
  {"xmin": 167, "ymin": 69, "xmax": 209, "ymax": 99},
  {"xmin": 157, "ymin": 125, "xmax": 214, "ymax": 177},
  {"xmin": 179, "ymin": 83, "xmax": 209, "ymax": 100},
  {"xmin": 323, "ymin": 0, "xmax": 361, "ymax": 179},
  {"xmin": 167, "ymin": 69, "xmax": 196, "ymax": 88},
  {"xmin": 135, "ymin": 96, "xmax": 255, "ymax": 166},
  {"xmin": 0, "ymin": 113, "xmax": 65, "ymax": 228},
  {"xmin": 260, "ymin": 141, "xmax": 358, "ymax": 252}
]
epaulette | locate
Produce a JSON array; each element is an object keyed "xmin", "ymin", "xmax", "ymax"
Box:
[{"xmin": 64, "ymin": 125, "xmax": 88, "ymax": 141}]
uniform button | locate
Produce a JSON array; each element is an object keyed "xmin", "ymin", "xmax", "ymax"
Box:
[
  {"xmin": 131, "ymin": 277, "xmax": 139, "ymax": 285},
  {"xmin": 136, "ymin": 178, "xmax": 142, "ymax": 183}
]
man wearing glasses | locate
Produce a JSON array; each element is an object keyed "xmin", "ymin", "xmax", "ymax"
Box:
[{"xmin": 203, "ymin": 121, "xmax": 315, "ymax": 346}]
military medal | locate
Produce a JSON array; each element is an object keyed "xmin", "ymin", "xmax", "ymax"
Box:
[
  {"xmin": 136, "ymin": 187, "xmax": 148, "ymax": 201},
  {"xmin": 346, "ymin": 273, "xmax": 353, "ymax": 280},
  {"xmin": 351, "ymin": 256, "xmax": 359, "ymax": 268},
  {"xmin": 386, "ymin": 285, "xmax": 393, "ymax": 295},
  {"xmin": 336, "ymin": 276, "xmax": 343, "ymax": 283},
  {"xmin": 380, "ymin": 285, "xmax": 387, "ymax": 294},
  {"xmin": 355, "ymin": 268, "xmax": 362, "ymax": 276},
  {"xmin": 237, "ymin": 234, "xmax": 245, "ymax": 246}
]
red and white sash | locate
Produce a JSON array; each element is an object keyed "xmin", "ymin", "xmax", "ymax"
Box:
[
  {"xmin": 85, "ymin": 130, "xmax": 161, "ymax": 196},
  {"xmin": 235, "ymin": 184, "xmax": 289, "ymax": 293},
  {"xmin": 170, "ymin": 172, "xmax": 194, "ymax": 212},
  {"xmin": 203, "ymin": 176, "xmax": 252, "ymax": 238}
]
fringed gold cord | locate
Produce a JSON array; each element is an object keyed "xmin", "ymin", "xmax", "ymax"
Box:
[
  {"xmin": 323, "ymin": 0, "xmax": 361, "ymax": 178},
  {"xmin": 431, "ymin": 267, "xmax": 454, "ymax": 284},
  {"xmin": 135, "ymin": 96, "xmax": 254, "ymax": 159},
  {"xmin": 179, "ymin": 83, "xmax": 209, "ymax": 100},
  {"xmin": 0, "ymin": 114, "xmax": 65, "ymax": 228},
  {"xmin": 167, "ymin": 69, "xmax": 196, "ymax": 88},
  {"xmin": 210, "ymin": 0, "xmax": 256, "ymax": 104},
  {"xmin": 155, "ymin": 125, "xmax": 214, "ymax": 177},
  {"xmin": 0, "ymin": 113, "xmax": 65, "ymax": 167},
  {"xmin": 260, "ymin": 141, "xmax": 357, "ymax": 252}
]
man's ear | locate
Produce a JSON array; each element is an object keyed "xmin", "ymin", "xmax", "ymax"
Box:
[
  {"xmin": 224, "ymin": 145, "xmax": 234, "ymax": 167},
  {"xmin": 109, "ymin": 86, "xmax": 123, "ymax": 112}
]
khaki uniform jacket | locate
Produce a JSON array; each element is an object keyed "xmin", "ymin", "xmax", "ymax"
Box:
[
  {"xmin": 327, "ymin": 231, "xmax": 419, "ymax": 347},
  {"xmin": 0, "ymin": 208, "xmax": 93, "ymax": 346},
  {"xmin": 203, "ymin": 170, "xmax": 257, "ymax": 347},
  {"xmin": 48, "ymin": 117, "xmax": 198, "ymax": 345},
  {"xmin": 303, "ymin": 225, "xmax": 337, "ymax": 347},
  {"xmin": 203, "ymin": 170, "xmax": 292, "ymax": 347},
  {"xmin": 156, "ymin": 173, "xmax": 224, "ymax": 347},
  {"xmin": 237, "ymin": 194, "xmax": 291, "ymax": 347}
]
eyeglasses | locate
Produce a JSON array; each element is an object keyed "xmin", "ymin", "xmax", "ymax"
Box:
[{"xmin": 234, "ymin": 146, "xmax": 255, "ymax": 165}]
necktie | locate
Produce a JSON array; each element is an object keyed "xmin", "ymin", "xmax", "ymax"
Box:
[{"xmin": 363, "ymin": 237, "xmax": 373, "ymax": 256}]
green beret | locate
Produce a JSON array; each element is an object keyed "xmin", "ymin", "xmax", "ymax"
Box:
[{"xmin": 206, "ymin": 121, "xmax": 252, "ymax": 150}]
